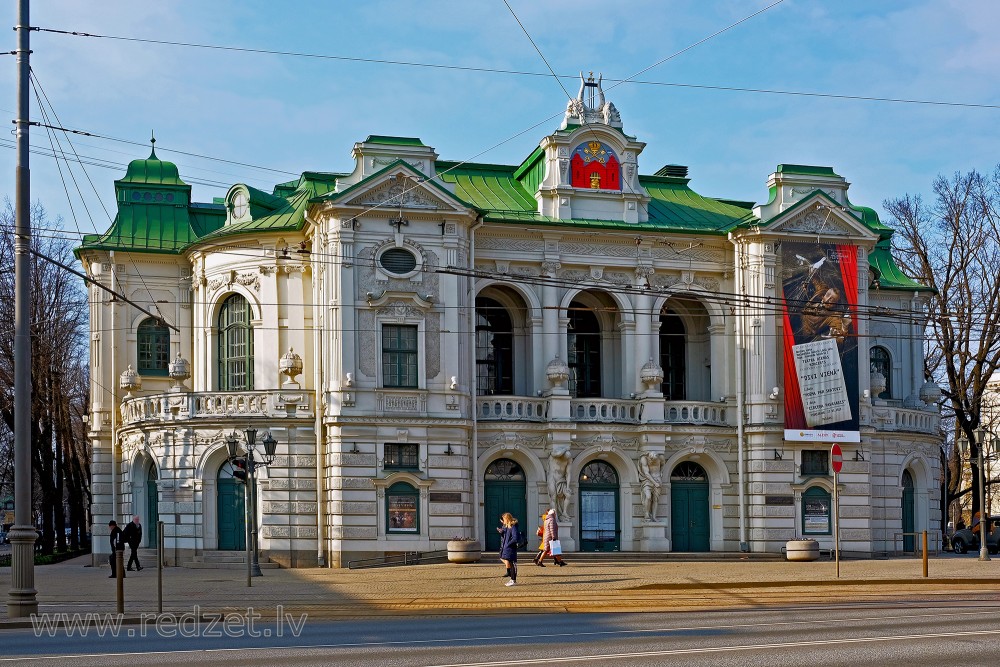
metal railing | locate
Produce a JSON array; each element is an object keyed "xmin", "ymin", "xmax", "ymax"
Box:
[{"xmin": 347, "ymin": 549, "xmax": 449, "ymax": 570}]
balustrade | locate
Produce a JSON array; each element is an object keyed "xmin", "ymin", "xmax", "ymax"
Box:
[
  {"xmin": 120, "ymin": 390, "xmax": 311, "ymax": 425},
  {"xmin": 477, "ymin": 397, "xmax": 548, "ymax": 421}
]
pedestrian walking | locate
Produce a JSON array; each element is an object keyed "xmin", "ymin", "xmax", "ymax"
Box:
[
  {"xmin": 122, "ymin": 515, "xmax": 143, "ymax": 571},
  {"xmin": 497, "ymin": 512, "xmax": 521, "ymax": 587},
  {"xmin": 532, "ymin": 512, "xmax": 547, "ymax": 566},
  {"xmin": 541, "ymin": 509, "xmax": 567, "ymax": 566},
  {"xmin": 107, "ymin": 520, "xmax": 125, "ymax": 578}
]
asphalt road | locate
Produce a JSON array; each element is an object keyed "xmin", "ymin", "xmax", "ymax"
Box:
[{"xmin": 3, "ymin": 598, "xmax": 1000, "ymax": 666}]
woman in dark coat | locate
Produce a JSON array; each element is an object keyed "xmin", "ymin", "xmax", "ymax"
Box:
[{"xmin": 498, "ymin": 512, "xmax": 521, "ymax": 587}]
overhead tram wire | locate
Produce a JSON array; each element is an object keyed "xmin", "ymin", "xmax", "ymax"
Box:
[
  {"xmin": 21, "ymin": 16, "xmax": 944, "ymax": 329},
  {"xmin": 2, "ymin": 220, "xmax": 946, "ymax": 327},
  {"xmin": 29, "ymin": 25, "xmax": 1000, "ymax": 111},
  {"xmin": 0, "ymin": 138, "xmax": 238, "ymax": 189},
  {"xmin": 23, "ymin": 5, "xmax": 995, "ymax": 234},
  {"xmin": 29, "ymin": 69, "xmax": 175, "ymax": 329}
]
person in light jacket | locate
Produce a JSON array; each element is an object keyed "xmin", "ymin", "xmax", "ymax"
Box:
[
  {"xmin": 540, "ymin": 509, "xmax": 567, "ymax": 566},
  {"xmin": 532, "ymin": 512, "xmax": 547, "ymax": 566},
  {"xmin": 497, "ymin": 512, "xmax": 521, "ymax": 586}
]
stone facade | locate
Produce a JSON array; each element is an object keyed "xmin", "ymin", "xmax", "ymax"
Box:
[{"xmin": 78, "ymin": 76, "xmax": 942, "ymax": 568}]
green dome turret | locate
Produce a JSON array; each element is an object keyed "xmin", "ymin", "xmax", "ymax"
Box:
[{"xmin": 119, "ymin": 134, "xmax": 186, "ymax": 186}]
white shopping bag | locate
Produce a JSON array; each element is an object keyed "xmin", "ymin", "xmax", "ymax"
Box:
[{"xmin": 549, "ymin": 539, "xmax": 562, "ymax": 556}]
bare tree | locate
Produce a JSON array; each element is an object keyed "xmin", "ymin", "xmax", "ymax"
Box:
[
  {"xmin": 885, "ymin": 166, "xmax": 1000, "ymax": 524},
  {"xmin": 0, "ymin": 200, "xmax": 90, "ymax": 553}
]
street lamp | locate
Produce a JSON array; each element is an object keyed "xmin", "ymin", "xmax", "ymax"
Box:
[
  {"xmin": 959, "ymin": 428, "xmax": 995, "ymax": 562},
  {"xmin": 225, "ymin": 427, "xmax": 278, "ymax": 581}
]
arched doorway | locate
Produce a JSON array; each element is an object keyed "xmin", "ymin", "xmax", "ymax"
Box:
[
  {"xmin": 484, "ymin": 459, "xmax": 526, "ymax": 551},
  {"xmin": 217, "ymin": 462, "xmax": 246, "ymax": 551},
  {"xmin": 671, "ymin": 461, "xmax": 710, "ymax": 552},
  {"xmin": 902, "ymin": 469, "xmax": 915, "ymax": 552},
  {"xmin": 146, "ymin": 465, "xmax": 159, "ymax": 548},
  {"xmin": 579, "ymin": 461, "xmax": 620, "ymax": 552}
]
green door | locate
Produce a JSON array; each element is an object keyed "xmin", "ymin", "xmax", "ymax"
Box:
[
  {"xmin": 579, "ymin": 461, "xmax": 620, "ymax": 552},
  {"xmin": 217, "ymin": 470, "xmax": 246, "ymax": 551},
  {"xmin": 146, "ymin": 479, "xmax": 159, "ymax": 548},
  {"xmin": 483, "ymin": 459, "xmax": 526, "ymax": 552},
  {"xmin": 670, "ymin": 462, "xmax": 710, "ymax": 552},
  {"xmin": 902, "ymin": 470, "xmax": 915, "ymax": 552}
]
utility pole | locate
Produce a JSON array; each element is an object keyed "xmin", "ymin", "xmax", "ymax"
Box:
[{"xmin": 8, "ymin": 0, "xmax": 38, "ymax": 618}]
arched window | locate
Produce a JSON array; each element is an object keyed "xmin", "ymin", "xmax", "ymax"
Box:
[
  {"xmin": 870, "ymin": 346, "xmax": 892, "ymax": 399},
  {"xmin": 476, "ymin": 297, "xmax": 514, "ymax": 395},
  {"xmin": 218, "ymin": 294, "xmax": 254, "ymax": 391},
  {"xmin": 137, "ymin": 317, "xmax": 170, "ymax": 376},
  {"xmin": 386, "ymin": 482, "xmax": 419, "ymax": 534},
  {"xmin": 568, "ymin": 301, "xmax": 601, "ymax": 398},
  {"xmin": 659, "ymin": 309, "xmax": 686, "ymax": 400}
]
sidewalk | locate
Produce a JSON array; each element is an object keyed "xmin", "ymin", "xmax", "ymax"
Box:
[{"xmin": 2, "ymin": 553, "xmax": 999, "ymax": 627}]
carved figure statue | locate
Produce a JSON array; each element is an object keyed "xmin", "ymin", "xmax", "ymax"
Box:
[
  {"xmin": 547, "ymin": 445, "xmax": 572, "ymax": 519},
  {"xmin": 638, "ymin": 451, "xmax": 665, "ymax": 521},
  {"xmin": 602, "ymin": 101, "xmax": 620, "ymax": 125}
]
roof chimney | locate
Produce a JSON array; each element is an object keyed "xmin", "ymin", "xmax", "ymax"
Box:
[{"xmin": 655, "ymin": 164, "xmax": 688, "ymax": 178}]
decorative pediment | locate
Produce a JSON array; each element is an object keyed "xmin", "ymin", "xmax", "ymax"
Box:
[
  {"xmin": 348, "ymin": 173, "xmax": 446, "ymax": 210},
  {"xmin": 331, "ymin": 162, "xmax": 472, "ymax": 216},
  {"xmin": 762, "ymin": 191, "xmax": 878, "ymax": 243}
]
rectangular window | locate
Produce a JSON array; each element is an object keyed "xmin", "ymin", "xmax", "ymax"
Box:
[
  {"xmin": 382, "ymin": 324, "xmax": 418, "ymax": 388},
  {"xmin": 384, "ymin": 443, "xmax": 419, "ymax": 469},
  {"xmin": 801, "ymin": 450, "xmax": 829, "ymax": 476},
  {"xmin": 802, "ymin": 489, "xmax": 832, "ymax": 535}
]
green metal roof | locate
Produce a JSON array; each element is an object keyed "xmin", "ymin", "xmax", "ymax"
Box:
[
  {"xmin": 193, "ymin": 174, "xmax": 339, "ymax": 246},
  {"xmin": 364, "ymin": 135, "xmax": 426, "ymax": 147},
  {"xmin": 79, "ymin": 202, "xmax": 202, "ymax": 254},
  {"xmin": 775, "ymin": 164, "xmax": 840, "ymax": 178},
  {"xmin": 435, "ymin": 161, "xmax": 755, "ymax": 234},
  {"xmin": 117, "ymin": 148, "xmax": 186, "ymax": 186},
  {"xmin": 869, "ymin": 238, "xmax": 928, "ymax": 291}
]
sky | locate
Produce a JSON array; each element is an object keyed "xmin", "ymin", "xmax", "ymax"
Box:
[{"xmin": 1, "ymin": 0, "xmax": 998, "ymax": 239}]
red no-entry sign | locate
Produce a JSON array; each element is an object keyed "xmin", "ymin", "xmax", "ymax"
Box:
[{"xmin": 831, "ymin": 444, "xmax": 843, "ymax": 473}]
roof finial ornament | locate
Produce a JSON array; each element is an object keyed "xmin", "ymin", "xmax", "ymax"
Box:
[
  {"xmin": 561, "ymin": 69, "xmax": 622, "ymax": 130},
  {"xmin": 149, "ymin": 130, "xmax": 157, "ymax": 159}
]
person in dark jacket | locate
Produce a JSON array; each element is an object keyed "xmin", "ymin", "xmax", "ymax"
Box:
[
  {"xmin": 108, "ymin": 520, "xmax": 125, "ymax": 578},
  {"xmin": 497, "ymin": 512, "xmax": 521, "ymax": 587},
  {"xmin": 122, "ymin": 515, "xmax": 143, "ymax": 571}
]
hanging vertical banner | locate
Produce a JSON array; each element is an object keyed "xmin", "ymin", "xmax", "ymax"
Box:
[{"xmin": 781, "ymin": 242, "xmax": 861, "ymax": 442}]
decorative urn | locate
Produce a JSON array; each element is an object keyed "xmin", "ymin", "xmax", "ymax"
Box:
[
  {"xmin": 545, "ymin": 355, "xmax": 570, "ymax": 388},
  {"xmin": 639, "ymin": 358, "xmax": 664, "ymax": 390},
  {"xmin": 279, "ymin": 347, "xmax": 304, "ymax": 387},
  {"xmin": 119, "ymin": 364, "xmax": 141, "ymax": 399},
  {"xmin": 869, "ymin": 369, "xmax": 887, "ymax": 400},
  {"xmin": 167, "ymin": 353, "xmax": 191, "ymax": 391},
  {"xmin": 919, "ymin": 379, "xmax": 942, "ymax": 406}
]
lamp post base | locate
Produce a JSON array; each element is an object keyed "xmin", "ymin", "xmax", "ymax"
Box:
[
  {"xmin": 6, "ymin": 525, "xmax": 38, "ymax": 618},
  {"xmin": 980, "ymin": 547, "xmax": 991, "ymax": 562},
  {"xmin": 251, "ymin": 564, "xmax": 263, "ymax": 577}
]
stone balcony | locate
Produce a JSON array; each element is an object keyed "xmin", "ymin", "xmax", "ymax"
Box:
[
  {"xmin": 869, "ymin": 404, "xmax": 940, "ymax": 435},
  {"xmin": 476, "ymin": 395, "xmax": 731, "ymax": 426},
  {"xmin": 120, "ymin": 390, "xmax": 313, "ymax": 426}
]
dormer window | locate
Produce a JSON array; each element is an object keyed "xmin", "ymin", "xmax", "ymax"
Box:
[{"xmin": 231, "ymin": 191, "xmax": 248, "ymax": 219}]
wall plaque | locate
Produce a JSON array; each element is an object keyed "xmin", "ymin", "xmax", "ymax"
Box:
[
  {"xmin": 429, "ymin": 492, "xmax": 462, "ymax": 503},
  {"xmin": 765, "ymin": 495, "xmax": 794, "ymax": 506}
]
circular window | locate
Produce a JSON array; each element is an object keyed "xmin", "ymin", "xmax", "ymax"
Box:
[
  {"xmin": 379, "ymin": 248, "xmax": 417, "ymax": 275},
  {"xmin": 231, "ymin": 192, "xmax": 249, "ymax": 219}
]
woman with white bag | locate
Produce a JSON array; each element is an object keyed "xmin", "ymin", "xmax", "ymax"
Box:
[{"xmin": 541, "ymin": 508, "xmax": 567, "ymax": 567}]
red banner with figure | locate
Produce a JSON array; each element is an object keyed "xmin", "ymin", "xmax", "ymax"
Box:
[{"xmin": 781, "ymin": 242, "xmax": 861, "ymax": 442}]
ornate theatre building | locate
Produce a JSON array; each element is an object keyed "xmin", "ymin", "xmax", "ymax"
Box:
[{"xmin": 78, "ymin": 75, "xmax": 942, "ymax": 568}]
